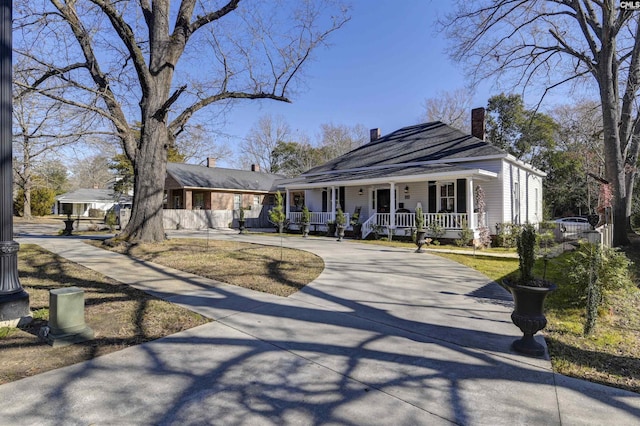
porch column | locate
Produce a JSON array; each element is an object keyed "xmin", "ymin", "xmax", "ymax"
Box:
[
  {"xmin": 285, "ymin": 188, "xmax": 291, "ymax": 219},
  {"xmin": 467, "ymin": 178, "xmax": 475, "ymax": 229},
  {"xmin": 331, "ymin": 186, "xmax": 336, "ymax": 220},
  {"xmin": 389, "ymin": 182, "xmax": 396, "ymax": 229}
]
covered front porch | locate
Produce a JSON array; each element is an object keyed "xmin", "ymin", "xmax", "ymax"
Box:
[
  {"xmin": 282, "ymin": 166, "xmax": 497, "ymax": 240},
  {"xmin": 288, "ymin": 209, "xmax": 485, "ymax": 239}
]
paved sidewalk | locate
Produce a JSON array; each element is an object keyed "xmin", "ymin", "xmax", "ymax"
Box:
[{"xmin": 0, "ymin": 231, "xmax": 638, "ymax": 425}]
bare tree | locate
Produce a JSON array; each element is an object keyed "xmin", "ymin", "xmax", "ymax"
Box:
[
  {"xmin": 240, "ymin": 114, "xmax": 292, "ymax": 172},
  {"xmin": 176, "ymin": 123, "xmax": 231, "ymax": 165},
  {"xmin": 422, "ymin": 88, "xmax": 473, "ymax": 132},
  {"xmin": 68, "ymin": 155, "xmax": 115, "ymax": 190},
  {"xmin": 441, "ymin": 0, "xmax": 640, "ymax": 246},
  {"xmin": 12, "ymin": 64, "xmax": 103, "ymax": 219},
  {"xmin": 317, "ymin": 123, "xmax": 368, "ymax": 161},
  {"xmin": 14, "ymin": 0, "xmax": 349, "ymax": 242},
  {"xmin": 551, "ymin": 100, "xmax": 605, "ymax": 214}
]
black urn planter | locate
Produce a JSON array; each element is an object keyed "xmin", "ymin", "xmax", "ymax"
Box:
[
  {"xmin": 238, "ymin": 219, "xmax": 246, "ymax": 234},
  {"xmin": 327, "ymin": 223, "xmax": 336, "ymax": 237},
  {"xmin": 62, "ymin": 219, "xmax": 75, "ymax": 236},
  {"xmin": 415, "ymin": 230, "xmax": 427, "ymax": 253},
  {"xmin": 504, "ymin": 279, "xmax": 557, "ymax": 357},
  {"xmin": 302, "ymin": 222, "xmax": 310, "ymax": 238},
  {"xmin": 587, "ymin": 214, "xmax": 600, "ymax": 229},
  {"xmin": 336, "ymin": 225, "xmax": 346, "ymax": 241}
]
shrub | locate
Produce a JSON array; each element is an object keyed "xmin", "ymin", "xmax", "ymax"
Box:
[
  {"xmin": 516, "ymin": 223, "xmax": 538, "ymax": 285},
  {"xmin": 415, "ymin": 207, "xmax": 424, "ymax": 231},
  {"xmin": 426, "ymin": 215, "xmax": 445, "ymax": 242},
  {"xmin": 268, "ymin": 191, "xmax": 286, "ymax": 232},
  {"xmin": 496, "ymin": 223, "xmax": 522, "ymax": 248},
  {"xmin": 565, "ymin": 243, "xmax": 634, "ymax": 335},
  {"xmin": 88, "ymin": 208, "xmax": 104, "ymax": 218},
  {"xmin": 105, "ymin": 210, "xmax": 118, "ymax": 231},
  {"xmin": 14, "ymin": 187, "xmax": 56, "ymax": 216},
  {"xmin": 336, "ymin": 208, "xmax": 346, "ymax": 226},
  {"xmin": 455, "ymin": 220, "xmax": 473, "ymax": 247},
  {"xmin": 301, "ymin": 205, "xmax": 311, "ymax": 223}
]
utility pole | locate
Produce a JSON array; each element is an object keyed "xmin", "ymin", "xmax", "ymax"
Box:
[{"xmin": 0, "ymin": 0, "xmax": 30, "ymax": 325}]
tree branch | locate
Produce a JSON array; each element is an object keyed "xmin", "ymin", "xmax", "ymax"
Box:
[
  {"xmin": 153, "ymin": 85, "xmax": 187, "ymax": 121},
  {"xmin": 88, "ymin": 0, "xmax": 152, "ymax": 94},
  {"xmin": 169, "ymin": 91, "xmax": 290, "ymax": 136}
]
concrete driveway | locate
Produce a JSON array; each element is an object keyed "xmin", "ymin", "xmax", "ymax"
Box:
[{"xmin": 1, "ymin": 229, "xmax": 639, "ymax": 425}]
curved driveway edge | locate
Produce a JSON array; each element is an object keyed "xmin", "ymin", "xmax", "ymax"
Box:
[{"xmin": 0, "ymin": 230, "xmax": 638, "ymax": 425}]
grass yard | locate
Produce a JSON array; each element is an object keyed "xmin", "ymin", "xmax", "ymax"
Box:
[
  {"xmin": 1, "ymin": 239, "xmax": 323, "ymax": 385},
  {"xmin": 0, "ymin": 244, "xmax": 210, "ymax": 385},
  {"xmin": 432, "ymin": 246, "xmax": 640, "ymax": 394},
  {"xmin": 95, "ymin": 238, "xmax": 324, "ymax": 297}
]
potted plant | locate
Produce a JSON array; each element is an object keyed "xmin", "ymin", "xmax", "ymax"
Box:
[
  {"xmin": 335, "ymin": 208, "xmax": 346, "ymax": 241},
  {"xmin": 301, "ymin": 205, "xmax": 311, "ymax": 238},
  {"xmin": 269, "ymin": 191, "xmax": 286, "ymax": 234},
  {"xmin": 350, "ymin": 212, "xmax": 362, "ymax": 239},
  {"xmin": 414, "ymin": 207, "xmax": 427, "ymax": 252},
  {"xmin": 238, "ymin": 207, "xmax": 247, "ymax": 234},
  {"xmin": 503, "ymin": 223, "xmax": 557, "ymax": 357}
]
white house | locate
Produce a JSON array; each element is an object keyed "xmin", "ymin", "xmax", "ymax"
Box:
[
  {"xmin": 279, "ymin": 109, "xmax": 546, "ymax": 240},
  {"xmin": 54, "ymin": 188, "xmax": 126, "ymax": 217}
]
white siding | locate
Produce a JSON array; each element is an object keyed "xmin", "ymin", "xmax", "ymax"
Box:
[
  {"xmin": 304, "ymin": 189, "xmax": 324, "ymax": 212},
  {"xmin": 524, "ymin": 173, "xmax": 543, "ymax": 223},
  {"xmin": 497, "ymin": 161, "xmax": 545, "ymax": 228}
]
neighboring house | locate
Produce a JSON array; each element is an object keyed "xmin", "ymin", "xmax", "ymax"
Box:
[
  {"xmin": 54, "ymin": 188, "xmax": 125, "ymax": 217},
  {"xmin": 279, "ymin": 109, "xmax": 546, "ymax": 240},
  {"xmin": 163, "ymin": 160, "xmax": 283, "ymax": 229}
]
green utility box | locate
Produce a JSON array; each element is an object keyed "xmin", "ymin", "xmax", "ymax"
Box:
[{"xmin": 46, "ymin": 287, "xmax": 94, "ymax": 347}]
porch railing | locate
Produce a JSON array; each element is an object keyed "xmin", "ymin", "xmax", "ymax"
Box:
[
  {"xmin": 360, "ymin": 212, "xmax": 485, "ymax": 239},
  {"xmin": 288, "ymin": 211, "xmax": 485, "ymax": 238},
  {"xmin": 288, "ymin": 211, "xmax": 349, "ymax": 226},
  {"xmin": 373, "ymin": 212, "xmax": 472, "ymax": 229}
]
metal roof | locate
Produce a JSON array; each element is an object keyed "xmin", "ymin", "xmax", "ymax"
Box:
[
  {"xmin": 304, "ymin": 121, "xmax": 507, "ymax": 175},
  {"xmin": 281, "ymin": 164, "xmax": 497, "ymax": 189}
]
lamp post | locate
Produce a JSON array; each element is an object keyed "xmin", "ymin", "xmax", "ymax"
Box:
[{"xmin": 0, "ymin": 0, "xmax": 30, "ymax": 325}]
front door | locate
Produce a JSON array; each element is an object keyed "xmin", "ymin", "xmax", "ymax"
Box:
[{"xmin": 376, "ymin": 189, "xmax": 390, "ymax": 213}]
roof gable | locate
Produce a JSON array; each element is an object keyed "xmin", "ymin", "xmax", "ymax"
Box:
[
  {"xmin": 304, "ymin": 122, "xmax": 506, "ymax": 174},
  {"xmin": 166, "ymin": 163, "xmax": 283, "ymax": 192}
]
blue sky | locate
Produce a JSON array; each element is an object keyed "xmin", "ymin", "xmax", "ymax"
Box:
[{"xmin": 215, "ymin": 0, "xmax": 494, "ymax": 167}]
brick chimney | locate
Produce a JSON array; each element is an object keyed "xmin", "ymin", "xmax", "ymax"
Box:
[
  {"xmin": 370, "ymin": 128, "xmax": 381, "ymax": 142},
  {"xmin": 471, "ymin": 107, "xmax": 485, "ymax": 140},
  {"xmin": 251, "ymin": 164, "xmax": 260, "ymax": 172},
  {"xmin": 206, "ymin": 158, "xmax": 216, "ymax": 168}
]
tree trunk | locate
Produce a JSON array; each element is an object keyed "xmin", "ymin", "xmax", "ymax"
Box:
[
  {"xmin": 599, "ymin": 22, "xmax": 630, "ymax": 247},
  {"xmin": 119, "ymin": 79, "xmax": 172, "ymax": 243},
  {"xmin": 625, "ymin": 171, "xmax": 637, "ymax": 232},
  {"xmin": 22, "ymin": 146, "xmax": 32, "ymax": 220},
  {"xmin": 120, "ymin": 123, "xmax": 168, "ymax": 243}
]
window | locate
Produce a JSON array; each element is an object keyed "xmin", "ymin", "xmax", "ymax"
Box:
[
  {"xmin": 233, "ymin": 194, "xmax": 241, "ymax": 211},
  {"xmin": 253, "ymin": 195, "xmax": 260, "ymax": 210},
  {"xmin": 194, "ymin": 193, "xmax": 204, "ymax": 209},
  {"xmin": 513, "ymin": 181, "xmax": 520, "ymax": 223},
  {"xmin": 439, "ymin": 183, "xmax": 455, "ymax": 212}
]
